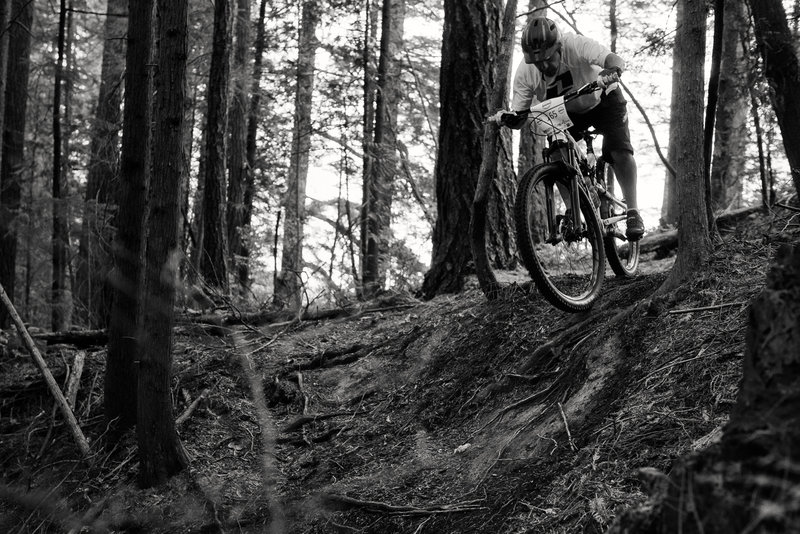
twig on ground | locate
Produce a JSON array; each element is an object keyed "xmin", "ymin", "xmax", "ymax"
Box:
[
  {"xmin": 558, "ymin": 402, "xmax": 578, "ymax": 451},
  {"xmin": 320, "ymin": 493, "xmax": 486, "ymax": 516},
  {"xmin": 296, "ymin": 372, "xmax": 309, "ymax": 415},
  {"xmin": 776, "ymin": 202, "xmax": 800, "ymax": 213},
  {"xmin": 176, "ymin": 387, "xmax": 211, "ymax": 426},
  {"xmin": 668, "ymin": 301, "xmax": 748, "ymax": 314}
]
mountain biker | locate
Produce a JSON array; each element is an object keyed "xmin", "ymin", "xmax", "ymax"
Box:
[{"xmin": 494, "ymin": 17, "xmax": 644, "ymax": 241}]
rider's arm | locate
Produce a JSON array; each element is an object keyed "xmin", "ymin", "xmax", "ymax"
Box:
[{"xmin": 502, "ymin": 61, "xmax": 542, "ymax": 129}]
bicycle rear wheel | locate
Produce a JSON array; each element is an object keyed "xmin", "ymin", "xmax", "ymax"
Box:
[
  {"xmin": 598, "ymin": 162, "xmax": 640, "ymax": 277},
  {"xmin": 515, "ymin": 163, "xmax": 605, "ymax": 312}
]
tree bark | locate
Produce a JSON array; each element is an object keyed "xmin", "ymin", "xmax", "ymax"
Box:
[
  {"xmin": 710, "ymin": 0, "xmax": 748, "ymax": 212},
  {"xmin": 200, "ymin": 0, "xmax": 233, "ymax": 291},
  {"xmin": 226, "ymin": 0, "xmax": 250, "ymax": 294},
  {"xmin": 361, "ymin": 0, "xmax": 405, "ymax": 298},
  {"xmin": 660, "ymin": 4, "xmax": 683, "ymax": 227},
  {"xmin": 659, "ymin": 0, "xmax": 712, "ymax": 292},
  {"xmin": 106, "ymin": 0, "xmax": 153, "ymax": 433},
  {"xmin": 77, "ymin": 0, "xmax": 127, "ymax": 329},
  {"xmin": 275, "ymin": 0, "xmax": 320, "ymax": 311},
  {"xmin": 471, "ymin": 0, "xmax": 517, "ymax": 298},
  {"xmin": 422, "ymin": 0, "xmax": 515, "ymax": 299},
  {"xmin": 0, "ymin": 0, "xmax": 34, "ymax": 329},
  {"xmin": 748, "ymin": 0, "xmax": 800, "ymax": 200},
  {"xmin": 51, "ymin": 0, "xmax": 70, "ymax": 332},
  {"xmin": 137, "ymin": 0, "xmax": 190, "ymax": 487},
  {"xmin": 0, "ymin": 0, "xmax": 11, "ymax": 165},
  {"xmin": 357, "ymin": 0, "xmax": 380, "ymax": 298},
  {"xmin": 241, "ymin": 0, "xmax": 268, "ymax": 292}
]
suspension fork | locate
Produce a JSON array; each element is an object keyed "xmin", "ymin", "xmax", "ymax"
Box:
[
  {"xmin": 569, "ymin": 173, "xmax": 581, "ymax": 228},
  {"xmin": 545, "ymin": 183, "xmax": 557, "ymax": 241}
]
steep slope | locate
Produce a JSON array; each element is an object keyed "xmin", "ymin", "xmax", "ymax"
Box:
[{"xmin": 0, "ymin": 208, "xmax": 796, "ymax": 533}]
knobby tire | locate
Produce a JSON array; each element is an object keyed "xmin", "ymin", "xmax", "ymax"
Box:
[{"xmin": 515, "ymin": 163, "xmax": 605, "ymax": 312}]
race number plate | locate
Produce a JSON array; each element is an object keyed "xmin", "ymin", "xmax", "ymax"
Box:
[{"xmin": 530, "ymin": 96, "xmax": 573, "ymax": 136}]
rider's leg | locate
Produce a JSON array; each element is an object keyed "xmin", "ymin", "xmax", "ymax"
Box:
[
  {"xmin": 610, "ymin": 149, "xmax": 637, "ymax": 210},
  {"xmin": 610, "ymin": 149, "xmax": 644, "ymax": 240}
]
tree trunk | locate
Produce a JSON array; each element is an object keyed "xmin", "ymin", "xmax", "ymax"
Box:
[
  {"xmin": 106, "ymin": 0, "xmax": 153, "ymax": 434},
  {"xmin": 275, "ymin": 0, "xmax": 319, "ymax": 311},
  {"xmin": 660, "ymin": 3, "xmax": 683, "ymax": 227},
  {"xmin": 702, "ymin": 0, "xmax": 723, "ymax": 237},
  {"xmin": 471, "ymin": 0, "xmax": 517, "ymax": 298},
  {"xmin": 137, "ymin": 0, "xmax": 190, "ymax": 487},
  {"xmin": 51, "ymin": 0, "xmax": 70, "ymax": 332},
  {"xmin": 0, "ymin": 0, "xmax": 34, "ymax": 329},
  {"xmin": 200, "ymin": 0, "xmax": 232, "ymax": 291},
  {"xmin": 0, "ymin": 0, "xmax": 12, "ymax": 164},
  {"xmin": 659, "ymin": 0, "xmax": 712, "ymax": 292},
  {"xmin": 77, "ymin": 0, "xmax": 126, "ymax": 329},
  {"xmin": 748, "ymin": 0, "xmax": 800, "ymax": 200},
  {"xmin": 421, "ymin": 0, "xmax": 514, "ymax": 298},
  {"xmin": 361, "ymin": 0, "xmax": 405, "ymax": 298},
  {"xmin": 241, "ymin": 0, "xmax": 268, "ymax": 292},
  {"xmin": 358, "ymin": 0, "xmax": 379, "ymax": 298},
  {"xmin": 226, "ymin": 0, "xmax": 250, "ymax": 295},
  {"xmin": 710, "ymin": 0, "xmax": 748, "ymax": 212}
]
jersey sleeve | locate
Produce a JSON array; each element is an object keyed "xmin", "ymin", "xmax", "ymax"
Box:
[{"xmin": 510, "ymin": 60, "xmax": 542, "ymax": 112}]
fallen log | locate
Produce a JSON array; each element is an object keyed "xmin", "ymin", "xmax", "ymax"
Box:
[
  {"xmin": 636, "ymin": 205, "xmax": 764, "ymax": 256},
  {"xmin": 32, "ymin": 329, "xmax": 108, "ymax": 348}
]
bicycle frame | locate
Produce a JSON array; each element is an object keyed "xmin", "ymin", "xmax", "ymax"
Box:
[{"xmin": 541, "ymin": 127, "xmax": 628, "ymax": 241}]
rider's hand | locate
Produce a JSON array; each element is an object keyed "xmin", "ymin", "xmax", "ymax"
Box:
[
  {"xmin": 488, "ymin": 110, "xmax": 528, "ymax": 129},
  {"xmin": 488, "ymin": 109, "xmax": 509, "ymax": 124},
  {"xmin": 598, "ymin": 67, "xmax": 621, "ymax": 93}
]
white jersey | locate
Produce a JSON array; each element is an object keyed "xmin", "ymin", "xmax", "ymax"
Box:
[{"xmin": 511, "ymin": 33, "xmax": 611, "ymax": 115}]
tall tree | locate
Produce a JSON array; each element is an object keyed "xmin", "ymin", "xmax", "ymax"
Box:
[
  {"xmin": 710, "ymin": 0, "xmax": 749, "ymax": 212},
  {"xmin": 0, "ymin": 0, "xmax": 11, "ymax": 166},
  {"xmin": 0, "ymin": 0, "xmax": 34, "ymax": 329},
  {"xmin": 748, "ymin": 0, "xmax": 800, "ymax": 199},
  {"xmin": 241, "ymin": 0, "xmax": 269, "ymax": 291},
  {"xmin": 357, "ymin": 0, "xmax": 380, "ymax": 297},
  {"xmin": 275, "ymin": 0, "xmax": 320, "ymax": 311},
  {"xmin": 226, "ymin": 0, "xmax": 250, "ymax": 294},
  {"xmin": 421, "ymin": 0, "xmax": 515, "ymax": 298},
  {"xmin": 77, "ymin": 0, "xmax": 127, "ymax": 328},
  {"xmin": 200, "ymin": 0, "xmax": 233, "ymax": 291},
  {"xmin": 361, "ymin": 0, "xmax": 405, "ymax": 298},
  {"xmin": 51, "ymin": 0, "xmax": 70, "ymax": 332},
  {"xmin": 660, "ymin": 2, "xmax": 684, "ymax": 227},
  {"xmin": 660, "ymin": 0, "xmax": 713, "ymax": 292},
  {"xmin": 105, "ymin": 0, "xmax": 153, "ymax": 433},
  {"xmin": 137, "ymin": 0, "xmax": 190, "ymax": 487}
]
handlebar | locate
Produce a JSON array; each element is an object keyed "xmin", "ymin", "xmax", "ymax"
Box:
[{"xmin": 488, "ymin": 72, "xmax": 620, "ymax": 126}]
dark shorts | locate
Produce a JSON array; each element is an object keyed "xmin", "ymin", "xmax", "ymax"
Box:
[{"xmin": 568, "ymin": 89, "xmax": 633, "ymax": 164}]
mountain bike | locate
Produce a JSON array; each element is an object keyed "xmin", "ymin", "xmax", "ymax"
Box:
[{"xmin": 511, "ymin": 80, "xmax": 640, "ymax": 312}]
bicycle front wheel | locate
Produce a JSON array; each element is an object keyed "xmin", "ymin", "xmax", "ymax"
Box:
[{"xmin": 515, "ymin": 163, "xmax": 605, "ymax": 312}]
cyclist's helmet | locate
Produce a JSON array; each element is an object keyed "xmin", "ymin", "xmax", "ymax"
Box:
[{"xmin": 521, "ymin": 17, "xmax": 560, "ymax": 63}]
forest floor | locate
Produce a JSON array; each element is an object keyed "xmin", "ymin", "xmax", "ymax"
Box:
[{"xmin": 1, "ymin": 206, "xmax": 798, "ymax": 533}]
